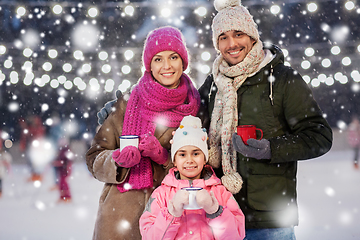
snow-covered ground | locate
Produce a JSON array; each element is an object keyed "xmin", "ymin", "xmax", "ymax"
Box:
[
  {"xmin": 0, "ymin": 149, "xmax": 359, "ymax": 240},
  {"xmin": 295, "ymin": 149, "xmax": 360, "ymax": 240},
  {"xmin": 0, "ymin": 162, "xmax": 103, "ymax": 240}
]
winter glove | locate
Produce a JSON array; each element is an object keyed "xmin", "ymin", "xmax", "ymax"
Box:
[
  {"xmin": 97, "ymin": 90, "xmax": 121, "ymax": 125},
  {"xmin": 196, "ymin": 189, "xmax": 219, "ymax": 214},
  {"xmin": 138, "ymin": 134, "xmax": 168, "ymax": 165},
  {"xmin": 168, "ymin": 189, "xmax": 189, "ymax": 217},
  {"xmin": 112, "ymin": 146, "xmax": 141, "ymax": 168},
  {"xmin": 232, "ymin": 133, "xmax": 271, "ymax": 160}
]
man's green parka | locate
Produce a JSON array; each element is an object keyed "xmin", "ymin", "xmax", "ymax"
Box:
[{"xmin": 198, "ymin": 45, "xmax": 333, "ymax": 229}]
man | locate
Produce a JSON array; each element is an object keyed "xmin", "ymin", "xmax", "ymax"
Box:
[
  {"xmin": 97, "ymin": 1, "xmax": 332, "ymax": 239},
  {"xmin": 198, "ymin": 0, "xmax": 332, "ymax": 239}
]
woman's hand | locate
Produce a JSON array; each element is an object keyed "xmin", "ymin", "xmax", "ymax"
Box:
[
  {"xmin": 138, "ymin": 134, "xmax": 168, "ymax": 165},
  {"xmin": 112, "ymin": 146, "xmax": 141, "ymax": 168}
]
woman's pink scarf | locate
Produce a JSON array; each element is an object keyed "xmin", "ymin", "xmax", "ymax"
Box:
[{"xmin": 117, "ymin": 71, "xmax": 200, "ymax": 192}]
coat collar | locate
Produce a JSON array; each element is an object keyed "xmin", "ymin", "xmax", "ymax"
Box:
[
  {"xmin": 242, "ymin": 44, "xmax": 284, "ymax": 87},
  {"xmin": 161, "ymin": 165, "xmax": 221, "ymax": 189}
]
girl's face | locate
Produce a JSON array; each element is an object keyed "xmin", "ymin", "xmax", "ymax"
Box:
[
  {"xmin": 150, "ymin": 51, "xmax": 183, "ymax": 89},
  {"xmin": 174, "ymin": 145, "xmax": 206, "ymax": 180}
]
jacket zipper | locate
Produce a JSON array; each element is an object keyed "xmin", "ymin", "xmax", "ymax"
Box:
[
  {"xmin": 161, "ymin": 217, "xmax": 175, "ymax": 240},
  {"xmin": 208, "ymin": 80, "xmax": 215, "ymax": 104},
  {"xmin": 269, "ymin": 65, "xmax": 274, "ymax": 106}
]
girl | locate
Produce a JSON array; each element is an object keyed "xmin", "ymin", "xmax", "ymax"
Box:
[{"xmin": 139, "ymin": 116, "xmax": 245, "ymax": 240}]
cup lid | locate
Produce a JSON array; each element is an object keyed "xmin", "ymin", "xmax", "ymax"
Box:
[
  {"xmin": 181, "ymin": 187, "xmax": 203, "ymax": 191},
  {"xmin": 119, "ymin": 135, "xmax": 139, "ymax": 139}
]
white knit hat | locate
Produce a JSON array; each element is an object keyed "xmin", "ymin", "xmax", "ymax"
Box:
[
  {"xmin": 170, "ymin": 116, "xmax": 208, "ymax": 162},
  {"xmin": 212, "ymin": 0, "xmax": 260, "ymax": 51}
]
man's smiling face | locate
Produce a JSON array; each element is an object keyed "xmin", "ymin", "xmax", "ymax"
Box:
[{"xmin": 218, "ymin": 30, "xmax": 256, "ymax": 66}]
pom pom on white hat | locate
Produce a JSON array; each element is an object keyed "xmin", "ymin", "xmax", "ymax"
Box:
[{"xmin": 214, "ymin": 0, "xmax": 241, "ymax": 11}]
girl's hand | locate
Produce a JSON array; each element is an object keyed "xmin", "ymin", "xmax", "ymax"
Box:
[
  {"xmin": 196, "ymin": 189, "xmax": 219, "ymax": 214},
  {"xmin": 168, "ymin": 189, "xmax": 189, "ymax": 217}
]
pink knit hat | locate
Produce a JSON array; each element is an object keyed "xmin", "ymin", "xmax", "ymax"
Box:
[
  {"xmin": 212, "ymin": 0, "xmax": 260, "ymax": 52},
  {"xmin": 142, "ymin": 26, "xmax": 189, "ymax": 72}
]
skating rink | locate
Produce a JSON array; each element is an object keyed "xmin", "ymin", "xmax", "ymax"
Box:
[{"xmin": 1, "ymin": 149, "xmax": 359, "ymax": 240}]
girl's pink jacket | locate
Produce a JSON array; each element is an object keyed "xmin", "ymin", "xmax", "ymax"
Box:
[{"xmin": 139, "ymin": 166, "xmax": 245, "ymax": 240}]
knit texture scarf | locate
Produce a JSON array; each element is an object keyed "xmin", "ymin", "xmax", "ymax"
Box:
[
  {"xmin": 117, "ymin": 71, "xmax": 200, "ymax": 192},
  {"xmin": 208, "ymin": 41, "xmax": 265, "ymax": 194}
]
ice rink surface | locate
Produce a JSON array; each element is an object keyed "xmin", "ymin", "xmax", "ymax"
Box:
[{"xmin": 0, "ymin": 149, "xmax": 359, "ymax": 240}]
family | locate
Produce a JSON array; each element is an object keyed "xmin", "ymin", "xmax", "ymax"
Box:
[{"xmin": 86, "ymin": 0, "xmax": 333, "ymax": 239}]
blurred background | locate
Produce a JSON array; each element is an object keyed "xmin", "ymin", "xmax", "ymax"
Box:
[
  {"xmin": 0, "ymin": 0, "xmax": 359, "ymax": 239},
  {"xmin": 0, "ymin": 0, "xmax": 359, "ymax": 145}
]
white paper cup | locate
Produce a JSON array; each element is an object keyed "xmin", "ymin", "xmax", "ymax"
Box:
[
  {"xmin": 182, "ymin": 187, "xmax": 203, "ymax": 210},
  {"xmin": 119, "ymin": 135, "xmax": 139, "ymax": 151}
]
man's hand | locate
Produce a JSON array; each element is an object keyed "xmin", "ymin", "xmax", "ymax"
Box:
[{"xmin": 232, "ymin": 133, "xmax": 271, "ymax": 159}]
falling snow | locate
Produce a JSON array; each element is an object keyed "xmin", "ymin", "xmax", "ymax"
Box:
[
  {"xmin": 0, "ymin": 0, "xmax": 360, "ymax": 239},
  {"xmin": 0, "ymin": 1, "xmax": 359, "ymax": 133}
]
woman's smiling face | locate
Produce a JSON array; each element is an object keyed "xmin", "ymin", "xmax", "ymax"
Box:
[{"xmin": 150, "ymin": 51, "xmax": 183, "ymax": 89}]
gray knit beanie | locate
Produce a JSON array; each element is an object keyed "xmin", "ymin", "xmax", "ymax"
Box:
[{"xmin": 212, "ymin": 0, "xmax": 260, "ymax": 51}]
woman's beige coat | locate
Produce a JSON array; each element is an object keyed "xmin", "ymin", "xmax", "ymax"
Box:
[{"xmin": 86, "ymin": 93, "xmax": 176, "ymax": 240}]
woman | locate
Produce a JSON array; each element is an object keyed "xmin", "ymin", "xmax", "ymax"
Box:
[{"xmin": 86, "ymin": 26, "xmax": 206, "ymax": 240}]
